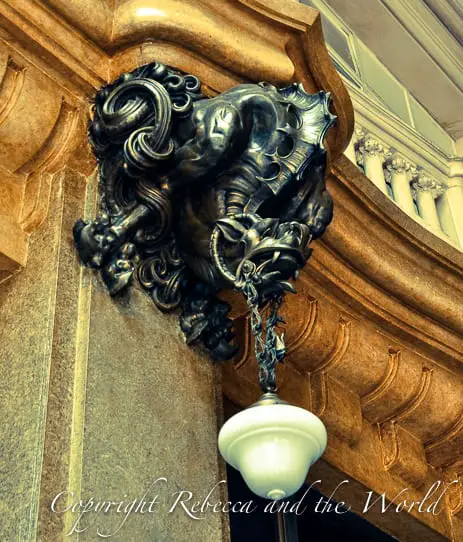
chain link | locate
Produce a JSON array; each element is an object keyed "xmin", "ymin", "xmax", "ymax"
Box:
[{"xmin": 241, "ymin": 266, "xmax": 286, "ymax": 392}]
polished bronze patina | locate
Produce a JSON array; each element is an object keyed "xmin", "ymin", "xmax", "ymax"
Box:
[{"xmin": 73, "ymin": 61, "xmax": 336, "ymax": 362}]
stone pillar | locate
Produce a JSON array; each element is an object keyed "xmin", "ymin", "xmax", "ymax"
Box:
[
  {"xmin": 436, "ymin": 159, "xmax": 463, "ymax": 248},
  {"xmin": 411, "ymin": 174, "xmax": 444, "ymax": 232},
  {"xmin": 344, "ymin": 132, "xmax": 359, "ymax": 165},
  {"xmin": 385, "ymin": 156, "xmax": 415, "ymax": 215},
  {"xmin": 357, "ymin": 135, "xmax": 388, "ymax": 194},
  {"xmin": 0, "ymin": 170, "xmax": 69, "ymax": 542},
  {"xmin": 344, "ymin": 127, "xmax": 366, "ymax": 167},
  {"xmin": 344, "ymin": 135, "xmax": 357, "ymax": 165}
]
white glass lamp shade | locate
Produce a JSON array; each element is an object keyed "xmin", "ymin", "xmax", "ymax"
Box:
[{"xmin": 218, "ymin": 401, "xmax": 327, "ymax": 500}]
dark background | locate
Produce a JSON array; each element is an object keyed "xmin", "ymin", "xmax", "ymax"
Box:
[{"xmin": 227, "ymin": 465, "xmax": 399, "ymax": 541}]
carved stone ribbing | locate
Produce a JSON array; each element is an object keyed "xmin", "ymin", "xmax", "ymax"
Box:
[{"xmin": 223, "ymin": 275, "xmax": 463, "ymax": 539}]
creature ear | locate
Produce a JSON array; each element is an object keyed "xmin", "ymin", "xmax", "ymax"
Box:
[{"xmin": 216, "ymin": 218, "xmax": 247, "ymax": 243}]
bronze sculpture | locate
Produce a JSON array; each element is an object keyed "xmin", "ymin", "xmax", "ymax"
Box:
[{"xmin": 74, "ymin": 61, "xmax": 335, "ymax": 376}]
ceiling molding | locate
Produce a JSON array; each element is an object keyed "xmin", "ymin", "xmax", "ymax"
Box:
[
  {"xmin": 320, "ymin": 0, "xmax": 463, "ymax": 140},
  {"xmin": 380, "ymin": 0, "xmax": 463, "ymax": 94},
  {"xmin": 423, "ymin": 0, "xmax": 463, "ymax": 46}
]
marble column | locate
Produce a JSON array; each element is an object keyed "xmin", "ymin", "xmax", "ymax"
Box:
[
  {"xmin": 344, "ymin": 136, "xmax": 357, "ymax": 165},
  {"xmin": 436, "ymin": 178, "xmax": 463, "ymax": 248},
  {"xmin": 357, "ymin": 135, "xmax": 389, "ymax": 194},
  {"xmin": 385, "ymin": 156, "xmax": 415, "ymax": 215},
  {"xmin": 344, "ymin": 127, "xmax": 364, "ymax": 166},
  {"xmin": 411, "ymin": 174, "xmax": 444, "ymax": 232}
]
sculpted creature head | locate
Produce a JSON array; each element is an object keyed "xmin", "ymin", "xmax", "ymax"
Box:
[{"xmin": 73, "ymin": 61, "xmax": 336, "ymax": 358}]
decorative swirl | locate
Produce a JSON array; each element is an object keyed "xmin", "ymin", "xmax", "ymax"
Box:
[
  {"xmin": 89, "ymin": 63, "xmax": 203, "ymax": 158},
  {"xmin": 124, "ymin": 127, "xmax": 175, "ymax": 172},
  {"xmin": 138, "ymin": 239, "xmax": 188, "ymax": 311},
  {"xmin": 99, "ymin": 152, "xmax": 134, "ymax": 216},
  {"xmin": 98, "ymin": 78, "xmax": 172, "ymax": 149},
  {"xmin": 88, "ymin": 64, "xmax": 204, "ymax": 223},
  {"xmin": 134, "ymin": 180, "xmax": 172, "ymax": 248}
]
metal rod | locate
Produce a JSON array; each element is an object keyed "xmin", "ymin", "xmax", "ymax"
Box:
[{"xmin": 277, "ymin": 511, "xmax": 299, "ymax": 542}]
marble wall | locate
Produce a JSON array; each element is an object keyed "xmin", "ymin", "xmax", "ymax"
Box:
[{"xmin": 0, "ymin": 169, "xmax": 229, "ymax": 541}]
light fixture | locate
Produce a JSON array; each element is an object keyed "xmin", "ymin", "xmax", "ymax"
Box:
[
  {"xmin": 72, "ymin": 60, "xmax": 334, "ymax": 501},
  {"xmin": 217, "ymin": 276, "xmax": 328, "ymax": 501},
  {"xmin": 219, "ymin": 393, "xmax": 327, "ymax": 500}
]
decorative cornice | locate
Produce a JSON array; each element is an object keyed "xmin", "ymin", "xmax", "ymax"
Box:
[
  {"xmin": 0, "ymin": 0, "xmax": 354, "ymax": 157},
  {"xmin": 0, "ymin": 0, "xmax": 108, "ymax": 92},
  {"xmin": 0, "ymin": 38, "xmax": 88, "ymax": 282},
  {"xmin": 328, "ymin": 158, "xmax": 463, "ymax": 352}
]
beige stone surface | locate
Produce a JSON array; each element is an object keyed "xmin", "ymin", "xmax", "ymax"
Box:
[
  {"xmin": 0, "ymin": 167, "xmax": 228, "ymax": 541},
  {"xmin": 0, "ymin": 172, "xmax": 64, "ymax": 540},
  {"xmin": 37, "ymin": 167, "xmax": 94, "ymax": 541},
  {"xmin": 72, "ymin": 285, "xmax": 227, "ymax": 541}
]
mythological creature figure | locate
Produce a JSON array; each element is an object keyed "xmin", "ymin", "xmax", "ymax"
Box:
[{"xmin": 74, "ymin": 62, "xmax": 335, "ymax": 359}]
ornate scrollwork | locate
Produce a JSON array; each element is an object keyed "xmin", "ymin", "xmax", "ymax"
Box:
[{"xmin": 74, "ymin": 61, "xmax": 335, "ymax": 360}]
